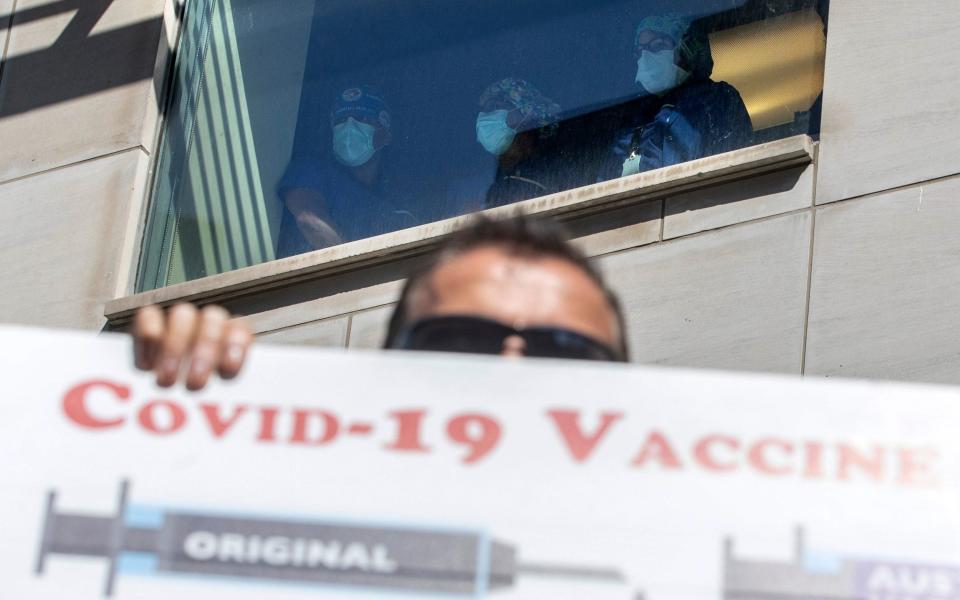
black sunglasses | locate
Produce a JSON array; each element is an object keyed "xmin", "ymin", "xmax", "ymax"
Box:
[{"xmin": 391, "ymin": 315, "xmax": 623, "ymax": 362}]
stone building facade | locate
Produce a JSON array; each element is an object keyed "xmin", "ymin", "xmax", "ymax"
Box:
[{"xmin": 0, "ymin": 0, "xmax": 957, "ymax": 384}]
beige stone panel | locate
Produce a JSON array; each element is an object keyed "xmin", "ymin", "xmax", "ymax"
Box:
[
  {"xmin": 570, "ymin": 201, "xmax": 661, "ymax": 257},
  {"xmin": 0, "ymin": 149, "xmax": 148, "ymax": 329},
  {"xmin": 0, "ymin": 0, "xmax": 13, "ymax": 66},
  {"xmin": 664, "ymin": 165, "xmax": 813, "ymax": 239},
  {"xmin": 0, "ymin": 0, "xmax": 163, "ymax": 183},
  {"xmin": 140, "ymin": 0, "xmax": 184, "ymax": 153},
  {"xmin": 816, "ymin": 2, "xmax": 960, "ymax": 204},
  {"xmin": 805, "ymin": 179, "xmax": 960, "ymax": 384},
  {"xmin": 596, "ymin": 212, "xmax": 811, "ymax": 373},
  {"xmin": 257, "ymin": 317, "xmax": 349, "ymax": 348},
  {"xmin": 348, "ymin": 305, "xmax": 396, "ymax": 350},
  {"xmin": 243, "ymin": 280, "xmax": 402, "ymax": 334}
]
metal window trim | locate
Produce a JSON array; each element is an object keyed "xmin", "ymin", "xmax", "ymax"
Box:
[
  {"xmin": 128, "ymin": 0, "xmax": 192, "ymax": 296},
  {"xmin": 106, "ymin": 134, "xmax": 815, "ymax": 323}
]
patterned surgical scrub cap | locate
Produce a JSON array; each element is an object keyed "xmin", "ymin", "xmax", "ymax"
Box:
[{"xmin": 479, "ymin": 78, "xmax": 561, "ymax": 136}]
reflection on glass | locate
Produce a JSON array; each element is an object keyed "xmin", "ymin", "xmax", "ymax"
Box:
[{"xmin": 138, "ymin": 0, "xmax": 829, "ymax": 291}]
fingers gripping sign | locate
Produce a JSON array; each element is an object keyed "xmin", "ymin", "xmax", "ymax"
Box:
[{"xmin": 132, "ymin": 303, "xmax": 252, "ymax": 390}]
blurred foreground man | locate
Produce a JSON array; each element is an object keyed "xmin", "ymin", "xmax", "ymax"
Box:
[{"xmin": 134, "ymin": 216, "xmax": 629, "ymax": 391}]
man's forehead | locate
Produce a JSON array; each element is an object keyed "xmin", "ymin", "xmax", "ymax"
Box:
[
  {"xmin": 431, "ymin": 246, "xmax": 580, "ymax": 289},
  {"xmin": 406, "ymin": 247, "xmax": 567, "ymax": 318},
  {"xmin": 422, "ymin": 245, "xmax": 610, "ymax": 316}
]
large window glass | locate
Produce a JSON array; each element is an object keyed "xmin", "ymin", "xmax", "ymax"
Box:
[{"xmin": 138, "ymin": 0, "xmax": 828, "ymax": 291}]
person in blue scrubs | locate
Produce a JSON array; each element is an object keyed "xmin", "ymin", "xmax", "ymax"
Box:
[
  {"xmin": 276, "ymin": 86, "xmax": 418, "ymax": 258},
  {"xmin": 597, "ymin": 14, "xmax": 753, "ymax": 181}
]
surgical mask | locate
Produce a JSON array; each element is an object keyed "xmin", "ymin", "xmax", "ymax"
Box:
[
  {"xmin": 635, "ymin": 49, "xmax": 690, "ymax": 95},
  {"xmin": 332, "ymin": 117, "xmax": 377, "ymax": 167},
  {"xmin": 476, "ymin": 110, "xmax": 516, "ymax": 156}
]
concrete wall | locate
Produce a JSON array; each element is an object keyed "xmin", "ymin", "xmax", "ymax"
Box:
[
  {"xmin": 1, "ymin": 0, "xmax": 959, "ymax": 385},
  {"xmin": 0, "ymin": 0, "xmax": 171, "ymax": 328}
]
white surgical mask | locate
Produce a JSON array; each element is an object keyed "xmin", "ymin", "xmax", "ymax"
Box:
[
  {"xmin": 476, "ymin": 110, "xmax": 517, "ymax": 156},
  {"xmin": 635, "ymin": 49, "xmax": 690, "ymax": 95},
  {"xmin": 333, "ymin": 117, "xmax": 377, "ymax": 167}
]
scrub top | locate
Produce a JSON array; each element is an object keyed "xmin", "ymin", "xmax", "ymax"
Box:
[{"xmin": 276, "ymin": 155, "xmax": 418, "ymax": 258}]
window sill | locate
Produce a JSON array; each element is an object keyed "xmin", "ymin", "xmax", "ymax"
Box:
[{"xmin": 105, "ymin": 135, "xmax": 815, "ymax": 323}]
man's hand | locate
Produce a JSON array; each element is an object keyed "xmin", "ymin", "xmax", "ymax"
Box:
[{"xmin": 132, "ymin": 304, "xmax": 253, "ymax": 391}]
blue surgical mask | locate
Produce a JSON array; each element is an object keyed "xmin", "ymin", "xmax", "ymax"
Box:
[
  {"xmin": 635, "ymin": 49, "xmax": 690, "ymax": 95},
  {"xmin": 333, "ymin": 117, "xmax": 377, "ymax": 167},
  {"xmin": 476, "ymin": 110, "xmax": 516, "ymax": 156}
]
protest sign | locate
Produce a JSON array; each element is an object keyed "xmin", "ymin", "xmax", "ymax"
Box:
[{"xmin": 2, "ymin": 325, "xmax": 960, "ymax": 600}]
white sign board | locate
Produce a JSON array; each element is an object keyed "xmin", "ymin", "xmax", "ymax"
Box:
[{"xmin": 2, "ymin": 325, "xmax": 960, "ymax": 600}]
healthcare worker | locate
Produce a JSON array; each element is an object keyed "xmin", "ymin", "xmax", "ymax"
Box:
[
  {"xmin": 276, "ymin": 86, "xmax": 417, "ymax": 258},
  {"xmin": 598, "ymin": 14, "xmax": 752, "ymax": 181},
  {"xmin": 475, "ymin": 78, "xmax": 564, "ymax": 209}
]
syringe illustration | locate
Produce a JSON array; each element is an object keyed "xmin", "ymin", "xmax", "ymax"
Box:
[
  {"xmin": 36, "ymin": 480, "xmax": 625, "ymax": 597},
  {"xmin": 724, "ymin": 527, "xmax": 960, "ymax": 600}
]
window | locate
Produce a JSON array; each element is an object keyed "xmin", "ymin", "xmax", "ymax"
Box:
[{"xmin": 137, "ymin": 0, "xmax": 828, "ymax": 291}]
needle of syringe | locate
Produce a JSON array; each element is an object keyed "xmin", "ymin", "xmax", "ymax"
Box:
[{"xmin": 517, "ymin": 562, "xmax": 625, "ymax": 582}]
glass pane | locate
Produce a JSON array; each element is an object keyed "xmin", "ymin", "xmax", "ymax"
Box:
[{"xmin": 138, "ymin": 0, "xmax": 829, "ymax": 291}]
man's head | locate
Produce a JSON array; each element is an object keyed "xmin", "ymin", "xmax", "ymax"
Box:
[
  {"xmin": 330, "ymin": 86, "xmax": 392, "ymax": 167},
  {"xmin": 384, "ymin": 215, "xmax": 629, "ymax": 361}
]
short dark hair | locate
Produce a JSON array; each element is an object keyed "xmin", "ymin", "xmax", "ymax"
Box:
[{"xmin": 383, "ymin": 214, "xmax": 629, "ymax": 360}]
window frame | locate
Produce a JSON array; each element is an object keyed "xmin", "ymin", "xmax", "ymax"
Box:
[{"xmin": 106, "ymin": 134, "xmax": 815, "ymax": 325}]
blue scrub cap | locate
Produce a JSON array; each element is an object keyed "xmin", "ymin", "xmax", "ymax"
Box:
[
  {"xmin": 330, "ymin": 86, "xmax": 391, "ymax": 130},
  {"xmin": 635, "ymin": 14, "xmax": 693, "ymax": 54}
]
